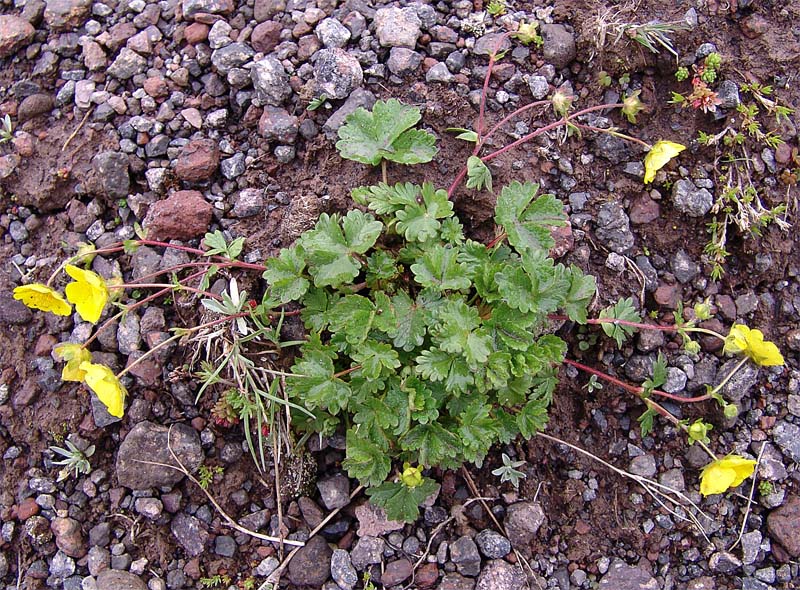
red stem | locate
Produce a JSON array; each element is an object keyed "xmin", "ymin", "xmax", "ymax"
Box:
[{"xmin": 563, "ymin": 358, "xmax": 710, "ymax": 403}]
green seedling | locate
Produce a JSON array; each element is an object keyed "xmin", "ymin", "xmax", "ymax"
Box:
[
  {"xmin": 50, "ymin": 440, "xmax": 95, "ymax": 481},
  {"xmin": 492, "ymin": 453, "xmax": 527, "ymax": 488}
]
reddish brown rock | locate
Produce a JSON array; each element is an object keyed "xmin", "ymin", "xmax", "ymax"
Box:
[
  {"xmin": 51, "ymin": 517, "xmax": 87, "ymax": 558},
  {"xmin": 15, "ymin": 497, "xmax": 40, "ymax": 521},
  {"xmin": 416, "ymin": 562, "xmax": 439, "ymax": 587},
  {"xmin": 174, "ymin": 139, "xmax": 219, "ymax": 182},
  {"xmin": 184, "ymin": 22, "xmax": 209, "ymax": 44},
  {"xmin": 0, "ymin": 15, "xmax": 35, "ymax": 58},
  {"xmin": 550, "ymin": 224, "xmax": 573, "ymax": 259},
  {"xmin": 629, "ymin": 195, "xmax": 660, "ymax": 225},
  {"xmin": 143, "ymin": 77, "xmax": 169, "ymax": 98},
  {"xmin": 382, "ymin": 559, "xmax": 413, "ymax": 587},
  {"xmin": 767, "ymin": 495, "xmax": 800, "ymax": 558},
  {"xmin": 143, "ymin": 190, "xmax": 213, "ymax": 240},
  {"xmin": 740, "ymin": 14, "xmax": 768, "ymax": 39},
  {"xmin": 654, "ymin": 283, "xmax": 680, "ymax": 309},
  {"xmin": 44, "ymin": 0, "xmax": 92, "ymax": 31},
  {"xmin": 251, "ymin": 20, "xmax": 282, "ymax": 53}
]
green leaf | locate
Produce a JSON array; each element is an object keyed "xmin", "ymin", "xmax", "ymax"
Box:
[
  {"xmin": 414, "ymin": 347, "xmax": 472, "ymax": 394},
  {"xmin": 638, "ymin": 407, "xmax": 658, "ymax": 438},
  {"xmin": 287, "ymin": 346, "xmax": 351, "ymax": 415},
  {"xmin": 366, "ymin": 478, "xmax": 439, "ymax": 522},
  {"xmin": 642, "ymin": 352, "xmax": 668, "ymax": 397},
  {"xmin": 458, "ymin": 403, "xmax": 498, "ymax": 464},
  {"xmin": 388, "ymin": 289, "xmax": 431, "ymax": 351},
  {"xmin": 351, "ymin": 341, "xmax": 401, "ymax": 380},
  {"xmin": 494, "ymin": 264, "xmax": 535, "ymax": 312},
  {"xmin": 395, "ymin": 183, "xmax": 454, "ymax": 242},
  {"xmin": 432, "ymin": 300, "xmax": 491, "ymax": 368},
  {"xmin": 336, "ymin": 99, "xmax": 438, "ymax": 166},
  {"xmin": 300, "ymin": 211, "xmax": 382, "ymax": 288},
  {"xmin": 517, "ymin": 397, "xmax": 549, "ymax": 438},
  {"xmin": 495, "ymin": 181, "xmax": 566, "ymax": 254},
  {"xmin": 262, "ymin": 245, "xmax": 309, "ymax": 303},
  {"xmin": 410, "ymin": 245, "xmax": 470, "ymax": 291},
  {"xmin": 400, "ymin": 422, "xmax": 461, "ymax": 467},
  {"xmin": 301, "ymin": 288, "xmax": 338, "ymax": 333},
  {"xmin": 352, "ymin": 182, "xmax": 418, "ymax": 216},
  {"xmin": 366, "ymin": 250, "xmax": 399, "ymax": 288},
  {"xmin": 466, "ymin": 156, "xmax": 493, "ymax": 193},
  {"xmin": 598, "ymin": 297, "xmax": 641, "ymax": 346},
  {"xmin": 342, "ymin": 430, "xmax": 391, "ymax": 487},
  {"xmin": 562, "ymin": 267, "xmax": 596, "ymax": 324},
  {"xmin": 327, "ymin": 295, "xmax": 376, "ymax": 345},
  {"xmin": 486, "ymin": 304, "xmax": 538, "ymax": 351},
  {"xmin": 447, "ymin": 127, "xmax": 479, "ymax": 143},
  {"xmin": 203, "ymin": 230, "xmax": 229, "ymax": 256}
]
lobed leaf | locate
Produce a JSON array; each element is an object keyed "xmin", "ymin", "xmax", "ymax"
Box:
[{"xmin": 495, "ymin": 181, "xmax": 566, "ymax": 254}]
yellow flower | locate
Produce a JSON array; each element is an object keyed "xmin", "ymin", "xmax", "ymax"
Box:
[
  {"xmin": 12, "ymin": 284, "xmax": 72, "ymax": 316},
  {"xmin": 400, "ymin": 462, "xmax": 423, "ymax": 488},
  {"xmin": 79, "ymin": 361, "xmax": 126, "ymax": 418},
  {"xmin": 643, "ymin": 140, "xmax": 686, "ymax": 184},
  {"xmin": 64, "ymin": 264, "xmax": 109, "ymax": 324},
  {"xmin": 723, "ymin": 324, "xmax": 784, "ymax": 367},
  {"xmin": 699, "ymin": 454, "xmax": 756, "ymax": 496},
  {"xmin": 53, "ymin": 343, "xmax": 92, "ymax": 382}
]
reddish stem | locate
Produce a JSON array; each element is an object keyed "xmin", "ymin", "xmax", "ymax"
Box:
[{"xmin": 563, "ymin": 358, "xmax": 710, "ymax": 403}]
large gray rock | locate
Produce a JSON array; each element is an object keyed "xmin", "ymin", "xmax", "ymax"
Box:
[
  {"xmin": 116, "ymin": 421, "xmax": 202, "ymax": 489},
  {"xmin": 96, "ymin": 569, "xmax": 148, "ymax": 590},
  {"xmin": 672, "ymin": 179, "xmax": 713, "ymax": 218},
  {"xmin": 314, "ymin": 48, "xmax": 363, "ymax": 99},
  {"xmin": 251, "ymin": 56, "xmax": 291, "ymax": 106},
  {"xmin": 374, "ymin": 6, "xmax": 421, "ymax": 48},
  {"xmin": 541, "ymin": 24, "xmax": 576, "ymax": 68},
  {"xmin": 599, "ymin": 560, "xmax": 658, "ymax": 589},
  {"xmin": 504, "ymin": 502, "xmax": 545, "ymax": 548}
]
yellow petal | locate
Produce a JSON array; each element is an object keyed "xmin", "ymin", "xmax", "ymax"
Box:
[
  {"xmin": 643, "ymin": 140, "xmax": 686, "ymax": 184},
  {"xmin": 699, "ymin": 454, "xmax": 756, "ymax": 496},
  {"xmin": 723, "ymin": 324, "xmax": 749, "ymax": 355},
  {"xmin": 64, "ymin": 265, "xmax": 109, "ymax": 324},
  {"xmin": 55, "ymin": 344, "xmax": 92, "ymax": 382},
  {"xmin": 80, "ymin": 361, "xmax": 126, "ymax": 418},
  {"xmin": 744, "ymin": 328, "xmax": 784, "ymax": 367},
  {"xmin": 12, "ymin": 284, "xmax": 72, "ymax": 316}
]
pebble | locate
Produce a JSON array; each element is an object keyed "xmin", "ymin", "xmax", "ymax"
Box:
[
  {"xmin": 527, "ymin": 75, "xmax": 549, "ymax": 99},
  {"xmin": 116, "ymin": 421, "xmax": 203, "ymax": 489},
  {"xmin": 382, "ymin": 558, "xmax": 413, "ymax": 586},
  {"xmin": 142, "ymin": 190, "xmax": 213, "ymax": 241},
  {"xmin": 475, "ymin": 559, "xmax": 525, "ymax": 590},
  {"xmin": 170, "ymin": 513, "xmax": 208, "ymax": 557},
  {"xmin": 475, "ymin": 529, "xmax": 511, "ymax": 559},
  {"xmin": 96, "ymin": 569, "xmax": 148, "ymax": 590},
  {"xmin": 599, "ymin": 559, "xmax": 658, "ymax": 590},
  {"xmin": 503, "ymin": 502, "xmax": 545, "ymax": 548},
  {"xmin": 174, "ymin": 139, "xmax": 220, "ymax": 182},
  {"xmin": 251, "ymin": 56, "xmax": 291, "ymax": 106},
  {"xmin": 672, "ymin": 179, "xmax": 713, "ymax": 218},
  {"xmin": 374, "ymin": 6, "xmax": 421, "ymax": 48},
  {"xmin": 595, "ymin": 202, "xmax": 634, "ymax": 253},
  {"xmin": 767, "ymin": 495, "xmax": 800, "ymax": 557},
  {"xmin": 350, "ymin": 536, "xmax": 385, "ymax": 570},
  {"xmin": 450, "ymin": 536, "xmax": 481, "ymax": 577},
  {"xmin": 0, "ymin": 15, "xmax": 35, "ymax": 58},
  {"xmin": 540, "ymin": 24, "xmax": 576, "ymax": 68},
  {"xmin": 287, "ymin": 535, "xmax": 332, "ymax": 587},
  {"xmin": 331, "ymin": 549, "xmax": 358, "ymax": 590},
  {"xmin": 51, "ymin": 517, "xmax": 87, "ymax": 558},
  {"xmin": 313, "ymin": 48, "xmax": 364, "ymax": 99}
]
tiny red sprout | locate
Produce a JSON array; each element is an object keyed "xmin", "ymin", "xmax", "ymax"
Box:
[{"xmin": 248, "ymin": 299, "xmax": 257, "ymax": 309}]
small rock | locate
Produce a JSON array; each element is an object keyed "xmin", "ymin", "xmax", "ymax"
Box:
[
  {"xmin": 255, "ymin": 556, "xmax": 279, "ymax": 577},
  {"xmin": 211, "ymin": 43, "xmax": 254, "ymax": 74},
  {"xmin": 182, "ymin": 0, "xmax": 234, "ymax": 19},
  {"xmin": 233, "ymin": 188, "xmax": 264, "ymax": 218},
  {"xmin": 355, "ymin": 502, "xmax": 403, "ymax": 537},
  {"xmin": 672, "ymin": 179, "xmax": 713, "ymax": 218},
  {"xmin": 671, "ymin": 249, "xmax": 699, "ymax": 284},
  {"xmin": 44, "ymin": 0, "xmax": 91, "ymax": 30},
  {"xmin": 350, "ymin": 536, "xmax": 384, "ymax": 570},
  {"xmin": 116, "ymin": 421, "xmax": 203, "ymax": 489},
  {"xmin": 599, "ymin": 559, "xmax": 658, "ymax": 589},
  {"xmin": 322, "ymin": 88, "xmax": 375, "ymax": 137},
  {"xmin": 316, "ymin": 17, "xmax": 350, "ymax": 48},
  {"xmin": 17, "ymin": 94, "xmax": 54, "ymax": 122},
  {"xmin": 258, "ymin": 107, "xmax": 298, "ymax": 143},
  {"xmin": 387, "ymin": 47, "xmax": 423, "ymax": 76},
  {"xmin": 143, "ymin": 190, "xmax": 213, "ymax": 241},
  {"xmin": 314, "ymin": 48, "xmax": 363, "ymax": 100},
  {"xmin": 107, "ymin": 47, "xmax": 147, "ymax": 80},
  {"xmin": 540, "ymin": 24, "xmax": 576, "ymax": 68},
  {"xmin": 709, "ymin": 551, "xmax": 742, "ymax": 574},
  {"xmin": 170, "ymin": 513, "xmax": 208, "ymax": 557},
  {"xmin": 741, "ymin": 530, "xmax": 762, "ymax": 565},
  {"xmin": 717, "ymin": 357, "xmax": 759, "ymax": 403},
  {"xmin": 374, "ymin": 6, "xmax": 421, "ymax": 48},
  {"xmin": 767, "ymin": 494, "xmax": 800, "ymax": 558},
  {"xmin": 214, "ymin": 535, "xmax": 236, "ymax": 557},
  {"xmin": 717, "ymin": 80, "xmax": 740, "ymax": 109},
  {"xmin": 426, "ymin": 62, "xmax": 453, "ymax": 84},
  {"xmin": 629, "ymin": 194, "xmax": 660, "ymax": 225},
  {"xmin": 174, "ymin": 138, "xmax": 219, "ymax": 182},
  {"xmin": 473, "ymin": 32, "xmax": 511, "ymax": 56},
  {"xmin": 595, "ymin": 202, "xmax": 634, "ymax": 253},
  {"xmin": 629, "ymin": 455, "xmax": 657, "ymax": 478},
  {"xmin": 49, "ymin": 551, "xmax": 75, "ymax": 579},
  {"xmin": 527, "ymin": 75, "xmax": 549, "ymax": 99},
  {"xmin": 0, "ymin": 15, "xmax": 35, "ymax": 58},
  {"xmin": 92, "ymin": 152, "xmax": 130, "ymax": 201},
  {"xmin": 382, "ymin": 559, "xmax": 413, "ymax": 586},
  {"xmin": 475, "ymin": 559, "xmax": 525, "ymax": 590},
  {"xmin": 251, "ymin": 21, "xmax": 282, "ymax": 53},
  {"xmin": 287, "ymin": 535, "xmax": 332, "ymax": 586},
  {"xmin": 51, "ymin": 517, "xmax": 86, "ymax": 558},
  {"xmin": 330, "ymin": 549, "xmax": 357, "ymax": 590},
  {"xmin": 503, "ymin": 502, "xmax": 545, "ymax": 548},
  {"xmin": 475, "ymin": 529, "xmax": 511, "ymax": 559},
  {"xmin": 95, "ymin": 569, "xmax": 148, "ymax": 590},
  {"xmin": 450, "ymin": 536, "xmax": 481, "ymax": 577},
  {"xmin": 251, "ymin": 56, "xmax": 291, "ymax": 106},
  {"xmin": 134, "ymin": 497, "xmax": 163, "ymax": 520},
  {"xmin": 740, "ymin": 14, "xmax": 768, "ymax": 39}
]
